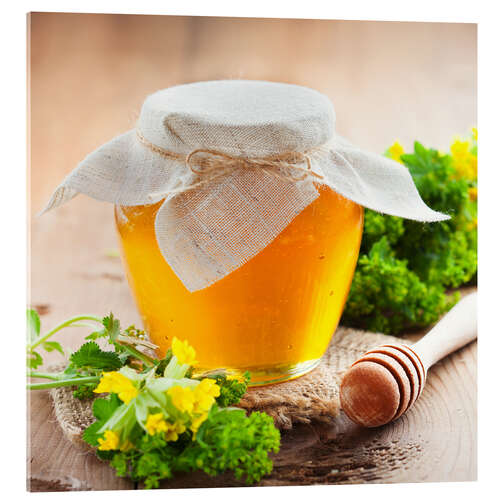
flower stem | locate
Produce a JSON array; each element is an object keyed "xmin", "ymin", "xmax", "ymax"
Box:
[
  {"xmin": 28, "ymin": 371, "xmax": 63, "ymax": 380},
  {"xmin": 29, "ymin": 315, "xmax": 102, "ymax": 351},
  {"xmin": 27, "ymin": 376, "xmax": 100, "ymax": 390},
  {"xmin": 118, "ymin": 343, "xmax": 157, "ymax": 367},
  {"xmin": 163, "ymin": 356, "xmax": 189, "ymax": 378}
]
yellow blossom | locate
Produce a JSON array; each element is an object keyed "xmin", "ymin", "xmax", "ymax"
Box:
[
  {"xmin": 450, "ymin": 138, "xmax": 469, "ymax": 159},
  {"xmin": 97, "ymin": 430, "xmax": 120, "ymax": 451},
  {"xmin": 145, "ymin": 412, "xmax": 186, "ymax": 440},
  {"xmin": 472, "ymin": 127, "xmax": 478, "ymax": 141},
  {"xmin": 468, "ymin": 218, "xmax": 478, "ymax": 230},
  {"xmin": 193, "ymin": 378, "xmax": 220, "ymax": 413},
  {"xmin": 164, "ymin": 421, "xmax": 186, "ymax": 442},
  {"xmin": 198, "ymin": 378, "xmax": 220, "ymax": 398},
  {"xmin": 167, "ymin": 386, "xmax": 195, "ymax": 413},
  {"xmin": 468, "ymin": 187, "xmax": 478, "ymax": 201},
  {"xmin": 450, "ymin": 138, "xmax": 477, "ymax": 180},
  {"xmin": 190, "ymin": 412, "xmax": 208, "ymax": 437},
  {"xmin": 171, "ymin": 337, "xmax": 197, "ymax": 365},
  {"xmin": 94, "ymin": 371, "xmax": 139, "ymax": 404},
  {"xmin": 145, "ymin": 412, "xmax": 169, "ymax": 435},
  {"xmin": 388, "ymin": 141, "xmax": 405, "ymax": 163}
]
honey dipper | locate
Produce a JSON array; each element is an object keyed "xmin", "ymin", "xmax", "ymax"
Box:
[{"xmin": 340, "ymin": 292, "xmax": 477, "ymax": 428}]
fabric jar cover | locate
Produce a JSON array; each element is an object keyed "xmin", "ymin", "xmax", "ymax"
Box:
[{"xmin": 43, "ymin": 80, "xmax": 449, "ymax": 292}]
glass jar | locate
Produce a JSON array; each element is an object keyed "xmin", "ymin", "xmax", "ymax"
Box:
[{"xmin": 115, "ymin": 185, "xmax": 363, "ymax": 385}]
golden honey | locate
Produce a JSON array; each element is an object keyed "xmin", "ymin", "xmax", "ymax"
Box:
[{"xmin": 115, "ymin": 185, "xmax": 363, "ymax": 385}]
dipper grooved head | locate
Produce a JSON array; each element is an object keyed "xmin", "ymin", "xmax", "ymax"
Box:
[{"xmin": 340, "ymin": 344, "xmax": 426, "ymax": 427}]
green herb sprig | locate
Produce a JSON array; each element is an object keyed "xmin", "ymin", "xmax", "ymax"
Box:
[
  {"xmin": 27, "ymin": 312, "xmax": 156, "ymax": 397},
  {"xmin": 342, "ymin": 130, "xmax": 477, "ymax": 334},
  {"xmin": 27, "ymin": 310, "xmax": 280, "ymax": 487}
]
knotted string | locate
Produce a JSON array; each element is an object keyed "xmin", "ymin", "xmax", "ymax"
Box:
[{"xmin": 135, "ymin": 130, "xmax": 324, "ymax": 200}]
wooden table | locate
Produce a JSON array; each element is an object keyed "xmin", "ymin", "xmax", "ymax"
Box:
[{"xmin": 27, "ymin": 13, "xmax": 477, "ymax": 490}]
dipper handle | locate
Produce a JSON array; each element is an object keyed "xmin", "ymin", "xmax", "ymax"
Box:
[{"xmin": 412, "ymin": 291, "xmax": 477, "ymax": 370}]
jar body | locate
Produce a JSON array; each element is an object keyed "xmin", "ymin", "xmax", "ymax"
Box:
[{"xmin": 115, "ymin": 186, "xmax": 364, "ymax": 385}]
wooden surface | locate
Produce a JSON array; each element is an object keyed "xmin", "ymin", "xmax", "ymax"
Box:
[{"xmin": 27, "ymin": 13, "xmax": 477, "ymax": 491}]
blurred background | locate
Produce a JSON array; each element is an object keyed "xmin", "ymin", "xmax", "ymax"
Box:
[{"xmin": 28, "ymin": 13, "xmax": 476, "ymax": 339}]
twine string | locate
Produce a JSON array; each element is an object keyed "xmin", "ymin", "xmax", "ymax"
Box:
[{"xmin": 135, "ymin": 130, "xmax": 324, "ymax": 200}]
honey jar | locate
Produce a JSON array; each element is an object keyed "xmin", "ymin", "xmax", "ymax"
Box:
[
  {"xmin": 115, "ymin": 185, "xmax": 363, "ymax": 384},
  {"xmin": 44, "ymin": 80, "xmax": 448, "ymax": 385}
]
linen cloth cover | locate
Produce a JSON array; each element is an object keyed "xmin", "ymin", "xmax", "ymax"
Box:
[{"xmin": 44, "ymin": 80, "xmax": 449, "ymax": 291}]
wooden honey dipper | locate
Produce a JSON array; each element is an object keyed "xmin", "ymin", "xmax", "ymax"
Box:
[{"xmin": 340, "ymin": 292, "xmax": 477, "ymax": 427}]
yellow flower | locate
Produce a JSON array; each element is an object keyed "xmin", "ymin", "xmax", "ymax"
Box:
[
  {"xmin": 168, "ymin": 386, "xmax": 195, "ymax": 413},
  {"xmin": 450, "ymin": 138, "xmax": 477, "ymax": 181},
  {"xmin": 97, "ymin": 430, "xmax": 120, "ymax": 451},
  {"xmin": 198, "ymin": 378, "xmax": 220, "ymax": 398},
  {"xmin": 388, "ymin": 141, "xmax": 405, "ymax": 163},
  {"xmin": 145, "ymin": 412, "xmax": 169, "ymax": 435},
  {"xmin": 472, "ymin": 127, "xmax": 478, "ymax": 142},
  {"xmin": 450, "ymin": 138, "xmax": 469, "ymax": 159},
  {"xmin": 193, "ymin": 378, "xmax": 220, "ymax": 413},
  {"xmin": 469, "ymin": 154, "xmax": 477, "ymax": 174},
  {"xmin": 190, "ymin": 412, "xmax": 208, "ymax": 437},
  {"xmin": 171, "ymin": 337, "xmax": 197, "ymax": 365},
  {"xmin": 144, "ymin": 412, "xmax": 186, "ymax": 440},
  {"xmin": 468, "ymin": 187, "xmax": 478, "ymax": 201},
  {"xmin": 94, "ymin": 371, "xmax": 139, "ymax": 404},
  {"xmin": 226, "ymin": 373, "xmax": 245, "ymax": 382},
  {"xmin": 164, "ymin": 421, "xmax": 186, "ymax": 442}
]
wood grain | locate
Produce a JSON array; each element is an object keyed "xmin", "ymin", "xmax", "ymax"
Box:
[
  {"xmin": 27, "ymin": 391, "xmax": 133, "ymax": 491},
  {"xmin": 27, "ymin": 13, "xmax": 477, "ymax": 490}
]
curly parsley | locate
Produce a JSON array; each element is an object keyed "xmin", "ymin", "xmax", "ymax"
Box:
[{"xmin": 342, "ymin": 131, "xmax": 477, "ymax": 334}]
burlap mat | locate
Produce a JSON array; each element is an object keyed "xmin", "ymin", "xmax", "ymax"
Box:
[{"xmin": 50, "ymin": 327, "xmax": 408, "ymax": 447}]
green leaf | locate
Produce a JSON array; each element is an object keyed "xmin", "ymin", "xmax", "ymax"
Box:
[
  {"xmin": 82, "ymin": 394, "xmax": 123, "ymax": 446},
  {"xmin": 82, "ymin": 421, "xmax": 104, "ymax": 447},
  {"xmin": 414, "ymin": 140, "xmax": 427, "ymax": 157},
  {"xmin": 63, "ymin": 364, "xmax": 78, "ymax": 377},
  {"xmin": 73, "ymin": 384, "xmax": 98, "ymax": 400},
  {"xmin": 27, "ymin": 350, "xmax": 43, "ymax": 369},
  {"xmin": 96, "ymin": 449, "xmax": 116, "ymax": 461},
  {"xmin": 110, "ymin": 452, "xmax": 129, "ymax": 477},
  {"xmin": 205, "ymin": 371, "xmax": 250, "ymax": 407},
  {"xmin": 42, "ymin": 341, "xmax": 64, "ymax": 355},
  {"xmin": 102, "ymin": 313, "xmax": 121, "ymax": 342},
  {"xmin": 70, "ymin": 341, "xmax": 123, "ymax": 370},
  {"xmin": 27, "ymin": 309, "xmax": 41, "ymax": 343},
  {"xmin": 93, "ymin": 393, "xmax": 122, "ymax": 421},
  {"xmin": 154, "ymin": 349, "xmax": 173, "ymax": 376},
  {"xmin": 85, "ymin": 329, "xmax": 108, "ymax": 341}
]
